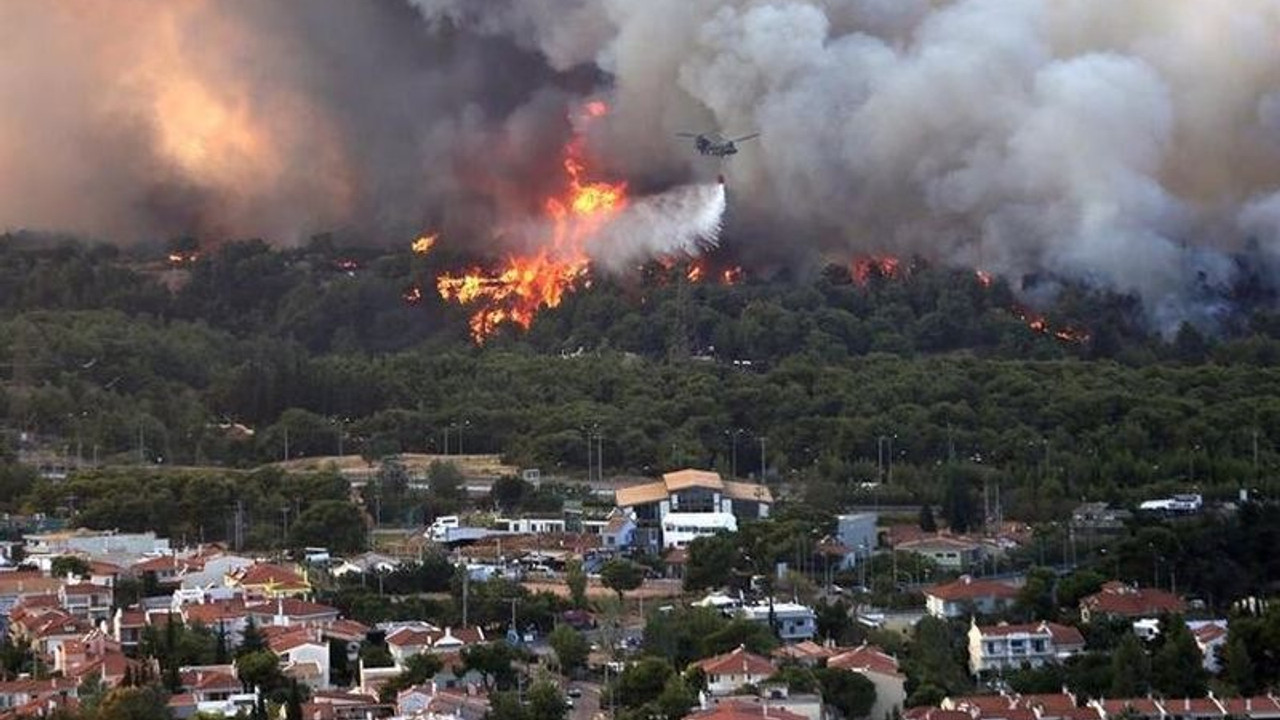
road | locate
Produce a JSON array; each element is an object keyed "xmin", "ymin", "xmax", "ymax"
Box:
[{"xmin": 567, "ymin": 680, "xmax": 602, "ymax": 720}]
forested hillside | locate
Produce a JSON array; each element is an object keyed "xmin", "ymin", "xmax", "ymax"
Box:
[{"xmin": 3, "ymin": 234, "xmax": 1280, "ymax": 519}]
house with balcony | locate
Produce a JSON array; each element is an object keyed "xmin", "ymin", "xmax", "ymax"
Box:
[
  {"xmin": 615, "ymin": 469, "xmax": 772, "ymax": 550},
  {"xmin": 967, "ymin": 620, "xmax": 1085, "ymax": 675},
  {"xmin": 58, "ymin": 582, "xmax": 113, "ymax": 623}
]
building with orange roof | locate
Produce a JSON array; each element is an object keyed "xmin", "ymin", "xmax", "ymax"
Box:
[
  {"xmin": 225, "ymin": 562, "xmax": 311, "ymax": 598},
  {"xmin": 615, "ymin": 469, "xmax": 771, "ymax": 550},
  {"xmin": 694, "ymin": 645, "xmax": 778, "ymax": 696},
  {"xmin": 0, "ymin": 678, "xmax": 80, "ymax": 716},
  {"xmin": 967, "ymin": 620, "xmax": 1085, "ymax": 675},
  {"xmin": 686, "ymin": 699, "xmax": 808, "ymax": 720},
  {"xmin": 827, "ymin": 644, "xmax": 905, "ymax": 720},
  {"xmin": 1079, "ymin": 582, "xmax": 1186, "ymax": 622},
  {"xmin": 385, "ymin": 623, "xmax": 486, "ymax": 665},
  {"xmin": 57, "ymin": 581, "xmax": 113, "ymax": 622},
  {"xmin": 925, "ymin": 576, "xmax": 1020, "ymax": 619}
]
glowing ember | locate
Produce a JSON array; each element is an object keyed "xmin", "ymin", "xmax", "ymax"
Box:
[
  {"xmin": 412, "ymin": 234, "xmax": 438, "ymax": 255},
  {"xmin": 721, "ymin": 266, "xmax": 744, "ymax": 285},
  {"xmin": 852, "ymin": 255, "xmax": 902, "ymax": 285},
  {"xmin": 335, "ymin": 258, "xmax": 360, "ymax": 272},
  {"xmin": 402, "ymin": 286, "xmax": 423, "ymax": 305},
  {"xmin": 167, "ymin": 251, "xmax": 199, "ymax": 266},
  {"xmin": 975, "ymin": 270, "xmax": 994, "ymax": 288},
  {"xmin": 1014, "ymin": 307, "xmax": 1090, "ymax": 344},
  {"xmin": 437, "ymin": 102, "xmax": 628, "ymax": 342}
]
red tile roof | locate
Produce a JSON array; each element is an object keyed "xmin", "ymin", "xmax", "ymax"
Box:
[
  {"xmin": 324, "ymin": 619, "xmax": 370, "ymax": 641},
  {"xmin": 770, "ymin": 640, "xmax": 836, "ymax": 662},
  {"xmin": 270, "ymin": 630, "xmax": 324, "ymax": 654},
  {"xmin": 827, "ymin": 644, "xmax": 903, "ymax": 678},
  {"xmin": 386, "ymin": 625, "xmax": 485, "ymax": 649},
  {"xmin": 117, "ymin": 610, "xmax": 147, "ymax": 627},
  {"xmin": 696, "ymin": 645, "xmax": 777, "ymax": 677},
  {"xmin": 973, "ymin": 621, "xmax": 1085, "ymax": 647},
  {"xmin": 688, "ymin": 700, "xmax": 807, "ymax": 720},
  {"xmin": 1080, "ymin": 582, "xmax": 1186, "ymax": 618},
  {"xmin": 927, "ymin": 576, "xmax": 1019, "ymax": 601},
  {"xmin": 1162, "ymin": 698, "xmax": 1225, "ymax": 717},
  {"xmin": 229, "ymin": 563, "xmax": 309, "ymax": 590},
  {"xmin": 1217, "ymin": 697, "xmax": 1280, "ymax": 717}
]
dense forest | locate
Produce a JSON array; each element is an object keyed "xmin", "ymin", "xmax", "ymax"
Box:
[{"xmin": 3, "ymin": 233, "xmax": 1280, "ymax": 520}]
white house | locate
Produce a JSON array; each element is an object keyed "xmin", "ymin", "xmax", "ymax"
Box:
[
  {"xmin": 739, "ymin": 602, "xmax": 817, "ymax": 642},
  {"xmin": 827, "ymin": 645, "xmax": 906, "ymax": 720},
  {"xmin": 967, "ymin": 620, "xmax": 1086, "ymax": 675},
  {"xmin": 615, "ymin": 469, "xmax": 772, "ymax": 550},
  {"xmin": 695, "ymin": 646, "xmax": 778, "ymax": 696},
  {"xmin": 269, "ymin": 630, "xmax": 331, "ymax": 689},
  {"xmin": 924, "ymin": 576, "xmax": 1020, "ymax": 619}
]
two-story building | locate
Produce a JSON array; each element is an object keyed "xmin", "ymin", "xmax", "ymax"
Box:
[
  {"xmin": 967, "ymin": 620, "xmax": 1085, "ymax": 675},
  {"xmin": 827, "ymin": 644, "xmax": 906, "ymax": 720},
  {"xmin": 615, "ymin": 469, "xmax": 772, "ymax": 550},
  {"xmin": 57, "ymin": 582, "xmax": 113, "ymax": 623}
]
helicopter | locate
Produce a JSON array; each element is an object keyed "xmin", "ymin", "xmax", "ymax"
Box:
[{"xmin": 676, "ymin": 130, "xmax": 760, "ymax": 157}]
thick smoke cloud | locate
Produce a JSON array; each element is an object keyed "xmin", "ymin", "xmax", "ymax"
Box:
[
  {"xmin": 419, "ymin": 0, "xmax": 1280, "ymax": 328},
  {"xmin": 9, "ymin": 1, "xmax": 1280, "ymax": 327},
  {"xmin": 0, "ymin": 1, "xmax": 567, "ymax": 244}
]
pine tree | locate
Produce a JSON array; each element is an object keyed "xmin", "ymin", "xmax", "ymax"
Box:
[
  {"xmin": 1110, "ymin": 633, "xmax": 1149, "ymax": 698},
  {"xmin": 1153, "ymin": 619, "xmax": 1209, "ymax": 698},
  {"xmin": 240, "ymin": 617, "xmax": 265, "ymax": 655},
  {"xmin": 1224, "ymin": 632, "xmax": 1256, "ymax": 696}
]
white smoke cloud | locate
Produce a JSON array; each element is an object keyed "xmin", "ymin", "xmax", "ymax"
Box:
[{"xmin": 590, "ymin": 182, "xmax": 728, "ymax": 271}]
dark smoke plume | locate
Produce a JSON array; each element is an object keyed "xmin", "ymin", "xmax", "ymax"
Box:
[{"xmin": 8, "ymin": 1, "xmax": 1280, "ymax": 329}]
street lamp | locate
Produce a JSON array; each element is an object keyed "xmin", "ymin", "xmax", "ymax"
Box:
[{"xmin": 725, "ymin": 428, "xmax": 747, "ymax": 478}]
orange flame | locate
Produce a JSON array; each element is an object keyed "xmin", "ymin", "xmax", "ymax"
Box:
[
  {"xmin": 412, "ymin": 234, "xmax": 438, "ymax": 255},
  {"xmin": 1014, "ymin": 307, "xmax": 1090, "ymax": 344},
  {"xmin": 721, "ymin": 266, "xmax": 744, "ymax": 285},
  {"xmin": 852, "ymin": 255, "xmax": 902, "ymax": 285},
  {"xmin": 402, "ymin": 286, "xmax": 423, "ymax": 305},
  {"xmin": 436, "ymin": 102, "xmax": 628, "ymax": 342},
  {"xmin": 686, "ymin": 260, "xmax": 706, "ymax": 283},
  {"xmin": 167, "ymin": 251, "xmax": 199, "ymax": 266}
]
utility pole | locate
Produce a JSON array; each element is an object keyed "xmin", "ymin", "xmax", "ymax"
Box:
[
  {"xmin": 462, "ymin": 571, "xmax": 470, "ymax": 627},
  {"xmin": 234, "ymin": 500, "xmax": 245, "ymax": 551},
  {"xmin": 283, "ymin": 426, "xmax": 290, "ymax": 461},
  {"xmin": 758, "ymin": 436, "xmax": 767, "ymax": 481}
]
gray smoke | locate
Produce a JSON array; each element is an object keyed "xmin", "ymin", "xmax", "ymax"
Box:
[
  {"xmin": 416, "ymin": 0, "xmax": 1280, "ymax": 329},
  {"xmin": 8, "ymin": 1, "xmax": 1280, "ymax": 328}
]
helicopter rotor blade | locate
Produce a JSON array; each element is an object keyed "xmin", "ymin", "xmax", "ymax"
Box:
[{"xmin": 729, "ymin": 133, "xmax": 760, "ymax": 143}]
